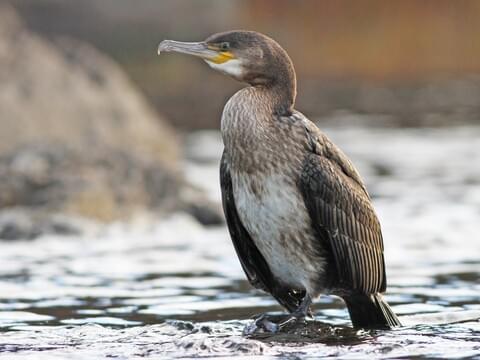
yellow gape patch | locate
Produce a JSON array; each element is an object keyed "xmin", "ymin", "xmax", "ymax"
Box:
[{"xmin": 212, "ymin": 51, "xmax": 235, "ymax": 64}]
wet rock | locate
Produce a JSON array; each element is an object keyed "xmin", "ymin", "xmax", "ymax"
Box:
[
  {"xmin": 182, "ymin": 199, "xmax": 224, "ymax": 226},
  {"xmin": 0, "ymin": 209, "xmax": 80, "ymax": 241},
  {"xmin": 246, "ymin": 318, "xmax": 367, "ymax": 344},
  {"xmin": 177, "ymin": 184, "xmax": 225, "ymax": 226},
  {"xmin": 167, "ymin": 320, "xmax": 195, "ymax": 331},
  {"xmin": 0, "ymin": 211, "xmax": 40, "ymax": 241}
]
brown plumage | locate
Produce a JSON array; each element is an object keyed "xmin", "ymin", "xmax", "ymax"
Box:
[{"xmin": 158, "ymin": 30, "xmax": 401, "ymax": 330}]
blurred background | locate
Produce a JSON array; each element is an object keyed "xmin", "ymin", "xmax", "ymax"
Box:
[
  {"xmin": 0, "ymin": 1, "xmax": 479, "ymax": 357},
  {"xmin": 8, "ymin": 0, "xmax": 480, "ymax": 129},
  {"xmin": 1, "ymin": 0, "xmax": 480, "ymax": 230}
]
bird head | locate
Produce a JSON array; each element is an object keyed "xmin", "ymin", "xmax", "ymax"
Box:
[{"xmin": 158, "ymin": 30, "xmax": 296, "ymax": 88}]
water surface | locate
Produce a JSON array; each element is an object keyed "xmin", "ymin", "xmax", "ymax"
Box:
[{"xmin": 1, "ymin": 126, "xmax": 479, "ymax": 358}]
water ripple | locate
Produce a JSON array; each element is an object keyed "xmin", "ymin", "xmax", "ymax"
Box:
[{"xmin": 0, "ymin": 127, "xmax": 479, "ymax": 358}]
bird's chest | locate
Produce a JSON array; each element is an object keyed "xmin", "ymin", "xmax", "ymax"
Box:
[
  {"xmin": 220, "ymin": 90, "xmax": 297, "ymax": 173},
  {"xmin": 233, "ymin": 173, "xmax": 302, "ymax": 240},
  {"xmin": 232, "ymin": 171, "xmax": 318, "ymax": 288}
]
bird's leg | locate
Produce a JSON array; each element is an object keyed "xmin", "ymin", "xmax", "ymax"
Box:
[
  {"xmin": 243, "ymin": 294, "xmax": 313, "ymax": 335},
  {"xmin": 278, "ymin": 293, "xmax": 313, "ymax": 327}
]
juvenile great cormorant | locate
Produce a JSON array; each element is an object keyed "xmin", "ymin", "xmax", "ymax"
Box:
[{"xmin": 158, "ymin": 30, "xmax": 401, "ymax": 330}]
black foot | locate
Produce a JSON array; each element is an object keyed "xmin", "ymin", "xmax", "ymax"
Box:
[
  {"xmin": 243, "ymin": 294, "xmax": 314, "ymax": 336},
  {"xmin": 243, "ymin": 313, "xmax": 308, "ymax": 336}
]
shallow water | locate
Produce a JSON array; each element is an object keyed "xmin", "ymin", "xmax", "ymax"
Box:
[{"xmin": 1, "ymin": 125, "xmax": 479, "ymax": 359}]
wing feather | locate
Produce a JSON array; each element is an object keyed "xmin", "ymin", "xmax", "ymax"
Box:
[{"xmin": 299, "ymin": 126, "xmax": 387, "ymax": 294}]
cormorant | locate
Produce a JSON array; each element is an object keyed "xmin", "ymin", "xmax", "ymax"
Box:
[{"xmin": 158, "ymin": 30, "xmax": 401, "ymax": 330}]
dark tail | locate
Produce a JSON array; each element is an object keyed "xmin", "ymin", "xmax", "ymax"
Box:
[{"xmin": 343, "ymin": 293, "xmax": 401, "ymax": 329}]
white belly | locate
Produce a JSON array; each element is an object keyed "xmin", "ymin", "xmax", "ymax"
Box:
[{"xmin": 233, "ymin": 173, "xmax": 322, "ymax": 294}]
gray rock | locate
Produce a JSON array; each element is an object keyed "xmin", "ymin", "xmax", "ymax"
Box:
[
  {"xmin": 0, "ymin": 209, "xmax": 80, "ymax": 241},
  {"xmin": 183, "ymin": 200, "xmax": 224, "ymax": 226},
  {"xmin": 0, "ymin": 5, "xmax": 192, "ymax": 227}
]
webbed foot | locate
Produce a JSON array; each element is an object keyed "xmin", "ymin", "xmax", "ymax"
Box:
[
  {"xmin": 243, "ymin": 294, "xmax": 314, "ymax": 336},
  {"xmin": 243, "ymin": 313, "xmax": 309, "ymax": 335}
]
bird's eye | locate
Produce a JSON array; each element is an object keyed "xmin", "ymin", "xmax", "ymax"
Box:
[{"xmin": 219, "ymin": 42, "xmax": 230, "ymax": 51}]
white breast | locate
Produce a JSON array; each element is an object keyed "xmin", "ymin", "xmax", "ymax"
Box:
[{"xmin": 233, "ymin": 173, "xmax": 321, "ymax": 293}]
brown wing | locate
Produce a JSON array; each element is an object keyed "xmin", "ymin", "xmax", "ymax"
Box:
[{"xmin": 299, "ymin": 124, "xmax": 387, "ymax": 295}]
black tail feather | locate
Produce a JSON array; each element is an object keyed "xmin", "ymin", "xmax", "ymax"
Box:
[{"xmin": 343, "ymin": 293, "xmax": 401, "ymax": 329}]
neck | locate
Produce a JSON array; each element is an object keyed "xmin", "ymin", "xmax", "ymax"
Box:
[
  {"xmin": 249, "ymin": 57, "xmax": 297, "ymax": 116},
  {"xmin": 266, "ymin": 74, "xmax": 296, "ymax": 116},
  {"xmin": 251, "ymin": 74, "xmax": 296, "ymax": 116}
]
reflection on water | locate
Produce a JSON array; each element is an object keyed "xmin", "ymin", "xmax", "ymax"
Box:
[{"xmin": 0, "ymin": 126, "xmax": 479, "ymax": 358}]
